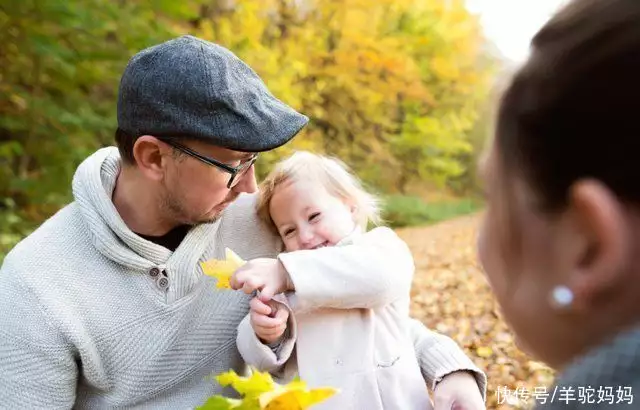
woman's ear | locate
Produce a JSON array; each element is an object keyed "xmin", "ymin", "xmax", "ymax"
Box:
[
  {"xmin": 132, "ymin": 135, "xmax": 167, "ymax": 182},
  {"xmin": 565, "ymin": 179, "xmax": 631, "ymax": 311}
]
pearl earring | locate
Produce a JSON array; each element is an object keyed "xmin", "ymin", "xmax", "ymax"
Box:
[{"xmin": 550, "ymin": 285, "xmax": 574, "ymax": 309}]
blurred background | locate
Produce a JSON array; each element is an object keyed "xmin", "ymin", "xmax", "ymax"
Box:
[
  {"xmin": 0, "ymin": 0, "xmax": 568, "ymax": 249},
  {"xmin": 0, "ymin": 0, "xmax": 516, "ymax": 249},
  {"xmin": 0, "ymin": 2, "xmax": 568, "ymax": 407}
]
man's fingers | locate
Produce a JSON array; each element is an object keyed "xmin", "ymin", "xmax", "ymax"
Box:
[{"xmin": 250, "ymin": 297, "xmax": 273, "ymax": 316}]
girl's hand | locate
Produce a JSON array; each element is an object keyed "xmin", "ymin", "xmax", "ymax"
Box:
[
  {"xmin": 230, "ymin": 258, "xmax": 293, "ymax": 302},
  {"xmin": 249, "ymin": 297, "xmax": 289, "ymax": 344}
]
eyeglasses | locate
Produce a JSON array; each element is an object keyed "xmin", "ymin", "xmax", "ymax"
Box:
[{"xmin": 158, "ymin": 137, "xmax": 258, "ymax": 188}]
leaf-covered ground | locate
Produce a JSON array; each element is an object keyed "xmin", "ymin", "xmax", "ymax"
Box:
[{"xmin": 397, "ymin": 213, "xmax": 555, "ymax": 410}]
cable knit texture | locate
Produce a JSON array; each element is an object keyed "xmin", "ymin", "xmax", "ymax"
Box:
[{"xmin": 0, "ymin": 147, "xmax": 283, "ymax": 409}]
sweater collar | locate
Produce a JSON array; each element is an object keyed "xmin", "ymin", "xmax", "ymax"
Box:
[{"xmin": 71, "ymin": 147, "xmax": 219, "ymax": 271}]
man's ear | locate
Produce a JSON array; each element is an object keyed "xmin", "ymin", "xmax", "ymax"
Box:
[
  {"xmin": 565, "ymin": 179, "xmax": 631, "ymax": 310},
  {"xmin": 132, "ymin": 135, "xmax": 168, "ymax": 182}
]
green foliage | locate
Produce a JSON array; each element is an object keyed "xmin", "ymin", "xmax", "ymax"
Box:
[
  {"xmin": 0, "ymin": 1, "xmax": 204, "ymax": 219},
  {"xmin": 0, "ymin": 199, "xmax": 34, "ymax": 264},
  {"xmin": 381, "ymin": 195, "xmax": 482, "ymax": 228}
]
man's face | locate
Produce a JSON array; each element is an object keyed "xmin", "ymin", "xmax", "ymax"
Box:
[{"xmin": 159, "ymin": 139, "xmax": 258, "ymax": 225}]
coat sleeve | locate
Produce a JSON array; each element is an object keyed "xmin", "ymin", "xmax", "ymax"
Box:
[
  {"xmin": 0, "ymin": 262, "xmax": 78, "ymax": 408},
  {"xmin": 278, "ymin": 227, "xmax": 414, "ymax": 313},
  {"xmin": 236, "ymin": 295, "xmax": 297, "ymax": 374},
  {"xmin": 408, "ymin": 318, "xmax": 487, "ymax": 400}
]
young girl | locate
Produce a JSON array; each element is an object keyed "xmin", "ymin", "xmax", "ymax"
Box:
[{"xmin": 232, "ymin": 151, "xmax": 485, "ymax": 409}]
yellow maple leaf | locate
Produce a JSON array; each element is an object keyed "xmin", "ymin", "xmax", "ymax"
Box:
[
  {"xmin": 259, "ymin": 380, "xmax": 337, "ymax": 410},
  {"xmin": 203, "ymin": 370, "xmax": 337, "ymax": 410},
  {"xmin": 200, "ymin": 248, "xmax": 246, "ymax": 289},
  {"xmin": 217, "ymin": 369, "xmax": 276, "ymax": 398}
]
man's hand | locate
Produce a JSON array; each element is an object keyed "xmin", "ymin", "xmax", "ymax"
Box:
[
  {"xmin": 249, "ymin": 297, "xmax": 289, "ymax": 344},
  {"xmin": 433, "ymin": 371, "xmax": 485, "ymax": 410},
  {"xmin": 229, "ymin": 258, "xmax": 293, "ymax": 302}
]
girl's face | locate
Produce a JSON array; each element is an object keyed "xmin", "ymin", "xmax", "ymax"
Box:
[{"xmin": 269, "ymin": 180, "xmax": 357, "ymax": 252}]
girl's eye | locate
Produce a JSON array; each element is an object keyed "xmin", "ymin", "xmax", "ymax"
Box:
[
  {"xmin": 309, "ymin": 212, "xmax": 321, "ymax": 221},
  {"xmin": 283, "ymin": 228, "xmax": 295, "ymax": 237}
]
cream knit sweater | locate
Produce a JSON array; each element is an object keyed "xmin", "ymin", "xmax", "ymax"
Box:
[{"xmin": 0, "ymin": 147, "xmax": 285, "ymax": 409}]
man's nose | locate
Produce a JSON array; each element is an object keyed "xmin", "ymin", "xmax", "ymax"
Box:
[{"xmin": 232, "ymin": 165, "xmax": 257, "ymax": 194}]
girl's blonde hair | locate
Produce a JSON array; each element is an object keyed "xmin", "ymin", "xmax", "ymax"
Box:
[{"xmin": 256, "ymin": 151, "xmax": 382, "ymax": 234}]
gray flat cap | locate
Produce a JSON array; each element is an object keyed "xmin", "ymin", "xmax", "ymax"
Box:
[{"xmin": 117, "ymin": 35, "xmax": 309, "ymax": 152}]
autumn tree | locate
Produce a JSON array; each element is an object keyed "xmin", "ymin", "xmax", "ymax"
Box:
[{"xmin": 1, "ymin": 0, "xmax": 497, "ymax": 232}]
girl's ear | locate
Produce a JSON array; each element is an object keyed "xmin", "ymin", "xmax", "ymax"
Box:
[{"xmin": 349, "ymin": 202, "xmax": 363, "ymax": 228}]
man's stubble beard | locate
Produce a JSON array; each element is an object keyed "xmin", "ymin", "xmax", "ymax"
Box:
[{"xmin": 161, "ymin": 189, "xmax": 239, "ymax": 226}]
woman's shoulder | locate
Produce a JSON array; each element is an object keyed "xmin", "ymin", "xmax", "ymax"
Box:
[{"xmin": 547, "ymin": 326, "xmax": 640, "ymax": 409}]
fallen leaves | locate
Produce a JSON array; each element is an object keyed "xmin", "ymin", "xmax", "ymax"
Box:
[
  {"xmin": 397, "ymin": 213, "xmax": 555, "ymax": 410},
  {"xmin": 476, "ymin": 346, "xmax": 494, "ymax": 358}
]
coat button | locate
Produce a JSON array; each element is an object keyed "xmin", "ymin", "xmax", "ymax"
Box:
[
  {"xmin": 157, "ymin": 276, "xmax": 169, "ymax": 289},
  {"xmin": 149, "ymin": 267, "xmax": 160, "ymax": 277}
]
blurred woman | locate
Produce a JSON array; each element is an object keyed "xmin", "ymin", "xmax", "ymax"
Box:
[{"xmin": 477, "ymin": 0, "xmax": 640, "ymax": 408}]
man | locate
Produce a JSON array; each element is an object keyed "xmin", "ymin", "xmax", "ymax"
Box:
[{"xmin": 0, "ymin": 35, "xmax": 485, "ymax": 408}]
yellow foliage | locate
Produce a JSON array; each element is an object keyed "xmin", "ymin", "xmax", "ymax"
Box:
[
  {"xmin": 189, "ymin": 0, "xmax": 497, "ymax": 193},
  {"xmin": 198, "ymin": 369, "xmax": 338, "ymax": 410},
  {"xmin": 261, "ymin": 382, "xmax": 337, "ymax": 410},
  {"xmin": 200, "ymin": 248, "xmax": 246, "ymax": 289}
]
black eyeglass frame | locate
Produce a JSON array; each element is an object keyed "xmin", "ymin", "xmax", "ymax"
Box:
[{"xmin": 158, "ymin": 137, "xmax": 258, "ymax": 188}]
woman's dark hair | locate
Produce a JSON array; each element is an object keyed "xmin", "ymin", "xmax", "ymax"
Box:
[{"xmin": 496, "ymin": 0, "xmax": 640, "ymax": 212}]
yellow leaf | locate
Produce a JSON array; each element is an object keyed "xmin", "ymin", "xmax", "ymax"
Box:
[
  {"xmin": 476, "ymin": 346, "xmax": 493, "ymax": 358},
  {"xmin": 259, "ymin": 379, "xmax": 338, "ymax": 409},
  {"xmin": 200, "ymin": 247, "xmax": 246, "ymax": 289},
  {"xmin": 202, "ymin": 369, "xmax": 336, "ymax": 409},
  {"xmin": 216, "ymin": 369, "xmax": 275, "ymax": 398},
  {"xmin": 225, "ymin": 248, "xmax": 245, "ymax": 266}
]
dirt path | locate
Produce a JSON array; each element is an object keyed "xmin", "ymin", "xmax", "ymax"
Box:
[{"xmin": 396, "ymin": 214, "xmax": 554, "ymax": 409}]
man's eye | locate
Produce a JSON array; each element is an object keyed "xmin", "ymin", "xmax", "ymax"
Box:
[{"xmin": 234, "ymin": 156, "xmax": 256, "ymax": 168}]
